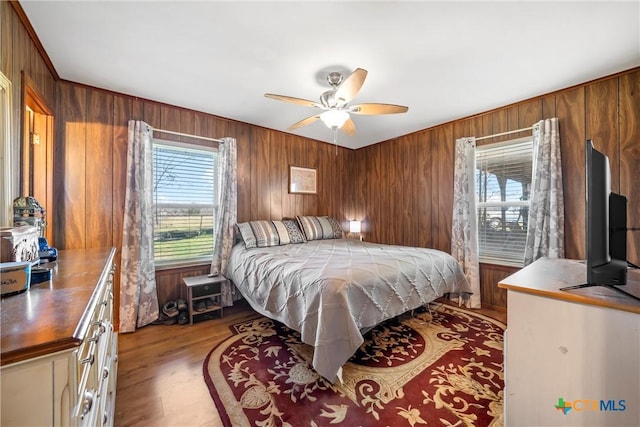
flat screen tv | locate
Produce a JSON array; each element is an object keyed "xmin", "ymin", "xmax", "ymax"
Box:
[{"xmin": 561, "ymin": 140, "xmax": 639, "ymax": 301}]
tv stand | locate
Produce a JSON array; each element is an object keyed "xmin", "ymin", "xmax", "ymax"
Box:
[
  {"xmin": 560, "ymin": 282, "xmax": 640, "ymax": 302},
  {"xmin": 560, "ymin": 258, "xmax": 640, "ymax": 301},
  {"xmin": 498, "ymin": 257, "xmax": 640, "ymax": 426}
]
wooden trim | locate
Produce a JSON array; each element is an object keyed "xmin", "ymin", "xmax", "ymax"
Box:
[
  {"xmin": 479, "ymin": 262, "xmax": 520, "ymax": 273},
  {"xmin": 19, "ymin": 71, "xmax": 55, "ymax": 243},
  {"xmin": 10, "ymin": 1, "xmax": 59, "ymax": 80},
  {"xmin": 22, "ymin": 73, "xmax": 54, "ymax": 115},
  {"xmin": 0, "ymin": 338, "xmax": 81, "ymax": 367},
  {"xmin": 479, "ymin": 302, "xmax": 507, "ymax": 313}
]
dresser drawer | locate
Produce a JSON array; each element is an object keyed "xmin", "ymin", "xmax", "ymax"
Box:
[
  {"xmin": 1, "ymin": 248, "xmax": 117, "ymax": 427},
  {"xmin": 192, "ymin": 281, "xmax": 222, "ymax": 298},
  {"xmin": 73, "ymin": 252, "xmax": 117, "ymax": 427}
]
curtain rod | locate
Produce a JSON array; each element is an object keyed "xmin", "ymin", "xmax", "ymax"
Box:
[
  {"xmin": 153, "ymin": 127, "xmax": 224, "ymax": 143},
  {"xmin": 475, "ymin": 126, "xmax": 533, "ymax": 142}
]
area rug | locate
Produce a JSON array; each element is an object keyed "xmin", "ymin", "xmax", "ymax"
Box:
[{"xmin": 203, "ymin": 303, "xmax": 505, "ymax": 427}]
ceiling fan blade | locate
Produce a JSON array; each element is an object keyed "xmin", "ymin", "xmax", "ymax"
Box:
[
  {"xmin": 349, "ymin": 103, "xmax": 409, "ymax": 115},
  {"xmin": 265, "ymin": 93, "xmax": 324, "ymax": 109},
  {"xmin": 340, "ymin": 117, "xmax": 356, "ymax": 136},
  {"xmin": 334, "ymin": 68, "xmax": 368, "ymax": 105},
  {"xmin": 288, "ymin": 114, "xmax": 321, "ymax": 131}
]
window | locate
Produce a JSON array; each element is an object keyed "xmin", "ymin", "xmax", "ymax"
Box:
[
  {"xmin": 476, "ymin": 137, "xmax": 533, "ymax": 266},
  {"xmin": 152, "ymin": 139, "xmax": 218, "ymax": 266}
]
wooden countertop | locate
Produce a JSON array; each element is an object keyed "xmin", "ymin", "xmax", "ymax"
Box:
[
  {"xmin": 498, "ymin": 257, "xmax": 640, "ymax": 314},
  {"xmin": 1, "ymin": 247, "xmax": 116, "ymax": 366}
]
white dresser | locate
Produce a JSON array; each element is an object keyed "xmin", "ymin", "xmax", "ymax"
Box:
[
  {"xmin": 1, "ymin": 248, "xmax": 118, "ymax": 426},
  {"xmin": 499, "ymin": 257, "xmax": 640, "ymax": 427}
]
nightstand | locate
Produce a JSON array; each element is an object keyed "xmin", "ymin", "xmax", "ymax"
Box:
[{"xmin": 182, "ymin": 274, "xmax": 227, "ymax": 325}]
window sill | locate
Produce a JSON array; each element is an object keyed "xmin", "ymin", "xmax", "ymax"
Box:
[
  {"xmin": 479, "ymin": 259, "xmax": 524, "ymax": 269},
  {"xmin": 155, "ymin": 258, "xmax": 211, "ymax": 272}
]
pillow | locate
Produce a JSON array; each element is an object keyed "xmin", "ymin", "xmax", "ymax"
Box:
[
  {"xmin": 250, "ymin": 220, "xmax": 280, "ymax": 247},
  {"xmin": 271, "ymin": 220, "xmax": 291, "ymax": 245},
  {"xmin": 281, "ymin": 219, "xmax": 306, "ymax": 243},
  {"xmin": 317, "ymin": 216, "xmax": 335, "ymax": 239},
  {"xmin": 296, "ymin": 216, "xmax": 324, "ymax": 241},
  {"xmin": 323, "ymin": 216, "xmax": 344, "ymax": 239},
  {"xmin": 296, "ymin": 215, "xmax": 344, "ymax": 240},
  {"xmin": 236, "ymin": 220, "xmax": 280, "ymax": 248},
  {"xmin": 236, "ymin": 222, "xmax": 257, "ymax": 248}
]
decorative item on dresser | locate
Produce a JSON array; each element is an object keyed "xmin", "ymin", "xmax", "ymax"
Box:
[{"xmin": 1, "ymin": 247, "xmax": 118, "ymax": 427}]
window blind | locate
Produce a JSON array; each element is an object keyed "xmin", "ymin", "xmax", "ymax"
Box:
[
  {"xmin": 152, "ymin": 140, "xmax": 218, "ymax": 265},
  {"xmin": 476, "ymin": 138, "xmax": 533, "ymax": 266}
]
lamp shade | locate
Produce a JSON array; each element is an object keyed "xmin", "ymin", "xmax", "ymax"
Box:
[
  {"xmin": 320, "ymin": 110, "xmax": 350, "ymax": 129},
  {"xmin": 349, "ymin": 220, "xmax": 361, "ymax": 233}
]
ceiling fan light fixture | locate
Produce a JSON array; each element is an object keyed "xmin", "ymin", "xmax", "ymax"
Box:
[
  {"xmin": 265, "ymin": 68, "xmax": 408, "ymax": 139},
  {"xmin": 320, "ymin": 109, "xmax": 349, "ymax": 129}
]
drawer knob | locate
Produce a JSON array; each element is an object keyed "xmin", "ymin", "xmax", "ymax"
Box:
[
  {"xmin": 81, "ymin": 390, "xmax": 94, "ymax": 416},
  {"xmin": 81, "ymin": 354, "xmax": 95, "ymax": 365}
]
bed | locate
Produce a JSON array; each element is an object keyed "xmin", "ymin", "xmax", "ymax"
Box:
[{"xmin": 226, "ymin": 218, "xmax": 471, "ymax": 383}]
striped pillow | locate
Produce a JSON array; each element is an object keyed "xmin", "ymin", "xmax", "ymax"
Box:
[
  {"xmin": 237, "ymin": 220, "xmax": 307, "ymax": 248},
  {"xmin": 250, "ymin": 220, "xmax": 280, "ymax": 247},
  {"xmin": 317, "ymin": 216, "xmax": 335, "ymax": 239},
  {"xmin": 324, "ymin": 216, "xmax": 344, "ymax": 239},
  {"xmin": 296, "ymin": 216, "xmax": 344, "ymax": 240},
  {"xmin": 236, "ymin": 222, "xmax": 257, "ymax": 248},
  {"xmin": 296, "ymin": 216, "xmax": 324, "ymax": 241},
  {"xmin": 237, "ymin": 220, "xmax": 280, "ymax": 248},
  {"xmin": 271, "ymin": 220, "xmax": 291, "ymax": 245}
]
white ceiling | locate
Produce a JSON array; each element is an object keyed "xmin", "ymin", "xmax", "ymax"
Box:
[{"xmin": 20, "ymin": 1, "xmax": 640, "ymax": 149}]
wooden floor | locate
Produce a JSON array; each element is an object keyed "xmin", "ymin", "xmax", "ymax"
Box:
[{"xmin": 114, "ymin": 300, "xmax": 506, "ymax": 427}]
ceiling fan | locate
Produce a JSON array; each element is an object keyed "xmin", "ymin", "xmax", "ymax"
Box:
[{"xmin": 264, "ymin": 68, "xmax": 408, "ymax": 137}]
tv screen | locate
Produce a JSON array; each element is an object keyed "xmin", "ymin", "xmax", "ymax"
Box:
[
  {"xmin": 585, "ymin": 139, "xmax": 611, "ymax": 274},
  {"xmin": 562, "ymin": 140, "xmax": 638, "ymax": 301},
  {"xmin": 585, "ymin": 140, "xmax": 627, "ymax": 286}
]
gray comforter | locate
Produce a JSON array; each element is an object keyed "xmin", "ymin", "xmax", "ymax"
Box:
[{"xmin": 226, "ymin": 238, "xmax": 471, "ymax": 382}]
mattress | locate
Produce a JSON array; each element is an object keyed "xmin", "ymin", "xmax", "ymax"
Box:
[{"xmin": 226, "ymin": 238, "xmax": 471, "ymax": 382}]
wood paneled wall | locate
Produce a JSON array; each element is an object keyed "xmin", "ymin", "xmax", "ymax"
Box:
[
  {"xmin": 6, "ymin": 2, "xmax": 639, "ymax": 314},
  {"xmin": 1, "ymin": 2, "xmax": 57, "ymax": 210},
  {"xmin": 53, "ymin": 82, "xmax": 352, "ymax": 309},
  {"xmin": 349, "ymin": 69, "xmax": 640, "ymax": 310}
]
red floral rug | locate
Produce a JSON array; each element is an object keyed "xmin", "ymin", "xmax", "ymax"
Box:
[{"xmin": 203, "ymin": 303, "xmax": 505, "ymax": 427}]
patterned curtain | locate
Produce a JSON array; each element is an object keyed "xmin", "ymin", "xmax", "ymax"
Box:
[
  {"xmin": 451, "ymin": 137, "xmax": 481, "ymax": 308},
  {"xmin": 210, "ymin": 137, "xmax": 238, "ymax": 306},
  {"xmin": 524, "ymin": 118, "xmax": 564, "ymax": 265},
  {"xmin": 120, "ymin": 121, "xmax": 159, "ymax": 332}
]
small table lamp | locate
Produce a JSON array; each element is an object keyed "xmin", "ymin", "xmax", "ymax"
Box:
[{"xmin": 349, "ymin": 220, "xmax": 362, "ymax": 240}]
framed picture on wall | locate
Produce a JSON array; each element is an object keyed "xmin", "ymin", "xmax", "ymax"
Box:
[{"xmin": 289, "ymin": 165, "xmax": 317, "ymax": 194}]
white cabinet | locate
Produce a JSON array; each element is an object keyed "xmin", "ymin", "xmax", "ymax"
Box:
[
  {"xmin": 1, "ymin": 248, "xmax": 118, "ymax": 426},
  {"xmin": 499, "ymin": 257, "xmax": 640, "ymax": 427}
]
